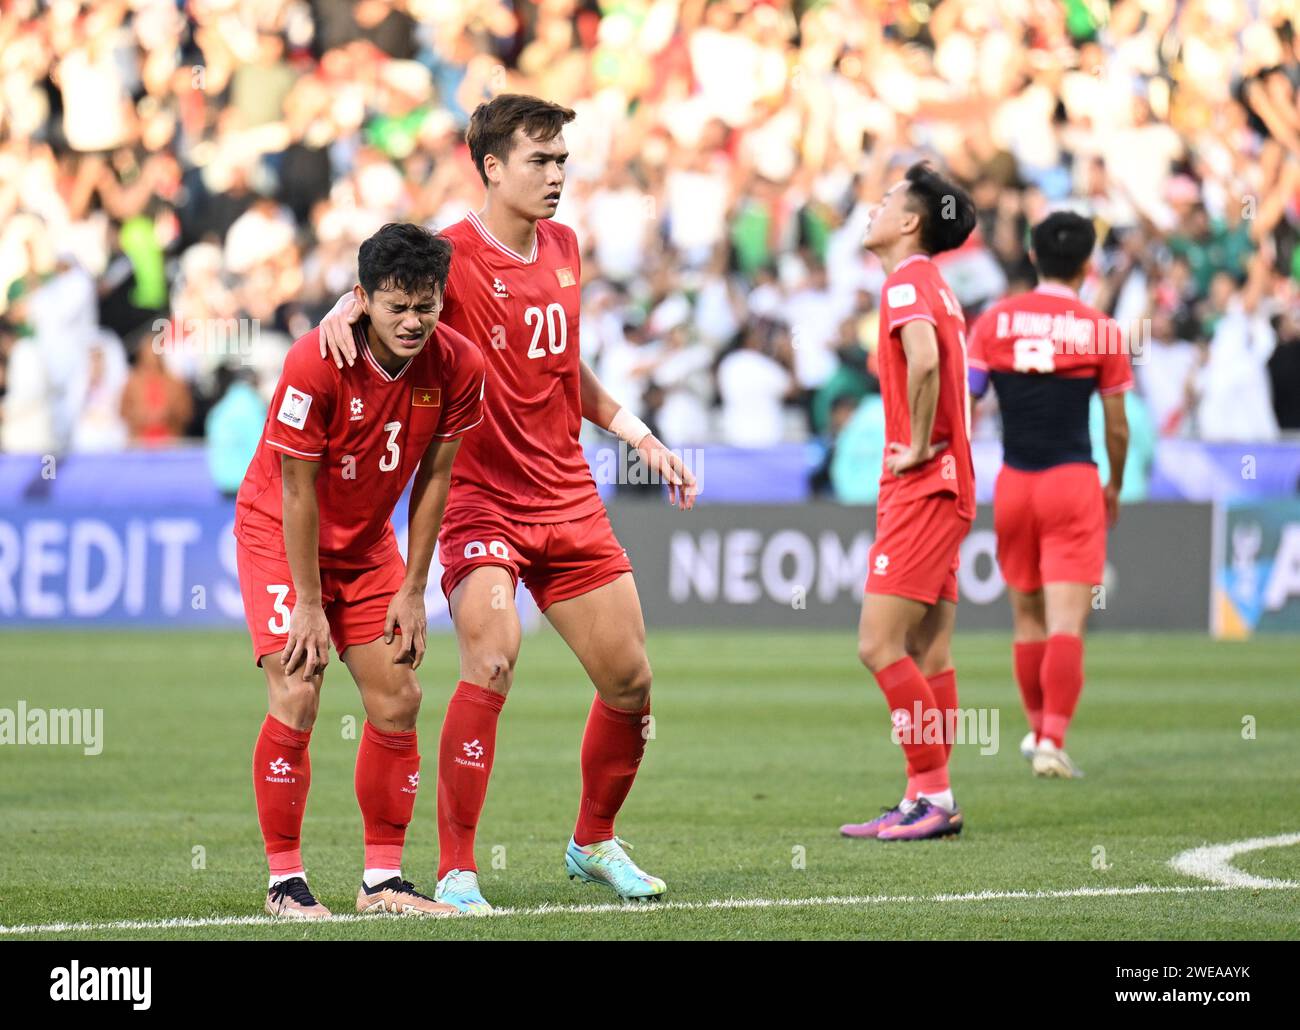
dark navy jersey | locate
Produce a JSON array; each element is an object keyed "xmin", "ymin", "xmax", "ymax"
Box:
[{"xmin": 967, "ymin": 284, "xmax": 1132, "ymax": 471}]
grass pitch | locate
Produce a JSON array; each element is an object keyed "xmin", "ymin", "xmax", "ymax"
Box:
[{"xmin": 0, "ymin": 629, "xmax": 1296, "ymax": 940}]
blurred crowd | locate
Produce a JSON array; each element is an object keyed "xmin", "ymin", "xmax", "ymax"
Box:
[{"xmin": 1, "ymin": 0, "xmax": 1298, "ymax": 500}]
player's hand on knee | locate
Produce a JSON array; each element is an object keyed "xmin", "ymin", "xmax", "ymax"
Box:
[
  {"xmin": 283, "ymin": 601, "xmax": 330, "ymax": 680},
  {"xmin": 318, "ymin": 293, "xmax": 361, "ymax": 368},
  {"xmin": 385, "ymin": 587, "xmax": 428, "ymax": 670}
]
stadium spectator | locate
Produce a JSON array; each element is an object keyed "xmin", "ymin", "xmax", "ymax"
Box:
[
  {"xmin": 70, "ymin": 332, "xmax": 130, "ymax": 452},
  {"xmin": 716, "ymin": 320, "xmax": 796, "ymax": 448},
  {"xmin": 0, "ymin": 0, "xmax": 1296, "ymax": 464},
  {"xmin": 205, "ymin": 366, "xmax": 266, "ymax": 498},
  {"xmin": 830, "ymin": 391, "xmax": 887, "ymax": 505},
  {"xmin": 121, "ymin": 335, "xmax": 192, "ymax": 445},
  {"xmin": 1270, "ymin": 301, "xmax": 1300, "ymax": 430}
]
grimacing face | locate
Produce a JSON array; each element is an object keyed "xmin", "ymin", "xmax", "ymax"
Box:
[
  {"xmin": 486, "ymin": 126, "xmax": 568, "ymax": 221},
  {"xmin": 862, "ymin": 179, "xmax": 919, "ymax": 252},
  {"xmin": 359, "ymin": 282, "xmax": 442, "ymax": 359}
]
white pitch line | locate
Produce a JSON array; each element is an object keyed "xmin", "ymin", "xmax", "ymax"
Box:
[
  {"xmin": 1170, "ymin": 832, "xmax": 1300, "ymax": 890},
  {"xmin": 1, "ymin": 881, "xmax": 1294, "ymax": 937}
]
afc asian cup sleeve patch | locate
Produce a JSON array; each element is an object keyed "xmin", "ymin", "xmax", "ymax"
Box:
[
  {"xmin": 277, "ymin": 387, "xmax": 313, "ymax": 429},
  {"xmin": 886, "ymin": 283, "xmax": 917, "ymax": 308}
]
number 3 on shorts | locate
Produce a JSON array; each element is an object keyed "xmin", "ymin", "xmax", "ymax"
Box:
[{"xmin": 267, "ymin": 584, "xmax": 291, "ymax": 634}]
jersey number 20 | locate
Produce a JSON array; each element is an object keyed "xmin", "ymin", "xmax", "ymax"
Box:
[{"xmin": 525, "ymin": 304, "xmax": 567, "ymax": 359}]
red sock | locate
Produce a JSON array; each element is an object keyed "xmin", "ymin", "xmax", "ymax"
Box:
[
  {"xmin": 436, "ymin": 681, "xmax": 505, "ymax": 878},
  {"xmin": 904, "ymin": 761, "xmax": 918, "ymax": 802},
  {"xmin": 354, "ymin": 721, "xmax": 420, "ymax": 871},
  {"xmin": 574, "ymin": 695, "xmax": 649, "ymax": 847},
  {"xmin": 253, "ymin": 714, "xmax": 312, "ymax": 877},
  {"xmin": 927, "ymin": 669, "xmax": 958, "ymax": 760},
  {"xmin": 1013, "ymin": 640, "xmax": 1047, "ymax": 739},
  {"xmin": 874, "ymin": 656, "xmax": 948, "ymax": 793},
  {"xmin": 1041, "ymin": 633, "xmax": 1084, "ymax": 747}
]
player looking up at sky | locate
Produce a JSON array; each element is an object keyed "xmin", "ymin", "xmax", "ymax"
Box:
[
  {"xmin": 235, "ymin": 222, "xmax": 485, "ymax": 919},
  {"xmin": 967, "ymin": 212, "xmax": 1132, "ymax": 779},
  {"xmin": 319, "ymin": 94, "xmax": 698, "ymax": 912},
  {"xmin": 840, "ymin": 163, "xmax": 977, "ymax": 842}
]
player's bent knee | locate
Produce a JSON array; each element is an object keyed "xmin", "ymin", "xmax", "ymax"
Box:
[
  {"xmin": 393, "ymin": 677, "xmax": 422, "ymax": 719},
  {"xmin": 917, "ymin": 651, "xmax": 952, "ymax": 679},
  {"xmin": 268, "ymin": 676, "xmax": 320, "ymax": 730},
  {"xmin": 606, "ymin": 661, "xmax": 652, "ymax": 711},
  {"xmin": 466, "ymin": 652, "xmax": 514, "ymax": 695},
  {"xmin": 858, "ymin": 637, "xmax": 897, "ymax": 673}
]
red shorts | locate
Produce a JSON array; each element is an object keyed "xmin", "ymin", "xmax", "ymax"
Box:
[
  {"xmin": 236, "ymin": 543, "xmax": 406, "ymax": 665},
  {"xmin": 438, "ymin": 505, "xmax": 632, "ymax": 611},
  {"xmin": 993, "ymin": 463, "xmax": 1106, "ymax": 593},
  {"xmin": 866, "ymin": 493, "xmax": 971, "ymax": 605}
]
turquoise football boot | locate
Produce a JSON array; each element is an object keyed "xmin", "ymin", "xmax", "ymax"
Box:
[
  {"xmin": 434, "ymin": 868, "xmax": 493, "ymax": 915},
  {"xmin": 564, "ymin": 836, "xmax": 666, "ymax": 901}
]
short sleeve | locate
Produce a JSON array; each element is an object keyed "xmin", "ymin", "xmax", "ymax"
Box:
[
  {"xmin": 264, "ymin": 338, "xmax": 337, "ymax": 461},
  {"xmin": 1098, "ymin": 320, "xmax": 1134, "ymax": 396},
  {"xmin": 436, "ymin": 335, "xmax": 486, "ymax": 439},
  {"xmin": 884, "ymin": 274, "xmax": 938, "ymax": 336}
]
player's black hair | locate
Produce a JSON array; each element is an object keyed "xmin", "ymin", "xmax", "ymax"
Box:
[
  {"xmin": 1030, "ymin": 211, "xmax": 1097, "ymax": 281},
  {"xmin": 357, "ymin": 222, "xmax": 452, "ymax": 299},
  {"xmin": 466, "ymin": 93, "xmax": 576, "ymax": 187},
  {"xmin": 903, "ymin": 162, "xmax": 977, "ymax": 255}
]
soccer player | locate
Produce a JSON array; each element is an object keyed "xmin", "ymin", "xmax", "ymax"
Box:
[
  {"xmin": 319, "ymin": 95, "xmax": 697, "ymax": 912},
  {"xmin": 235, "ymin": 222, "xmax": 485, "ymax": 918},
  {"xmin": 839, "ymin": 163, "xmax": 977, "ymax": 842},
  {"xmin": 967, "ymin": 212, "xmax": 1131, "ymax": 778}
]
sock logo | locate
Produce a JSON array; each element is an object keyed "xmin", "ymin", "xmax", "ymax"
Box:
[
  {"xmin": 402, "ymin": 771, "xmax": 420, "ymax": 795},
  {"xmin": 266, "ymin": 757, "xmax": 295, "ymax": 783},
  {"xmin": 890, "ymin": 708, "xmax": 912, "ymax": 732},
  {"xmin": 456, "ymin": 739, "xmax": 486, "ymax": 769},
  {"xmin": 50, "ymin": 962, "xmax": 151, "ymax": 1010}
]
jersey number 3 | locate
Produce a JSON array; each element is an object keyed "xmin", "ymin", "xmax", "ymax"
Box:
[
  {"xmin": 525, "ymin": 303, "xmax": 567, "ymax": 359},
  {"xmin": 379, "ymin": 420, "xmax": 401, "ymax": 472}
]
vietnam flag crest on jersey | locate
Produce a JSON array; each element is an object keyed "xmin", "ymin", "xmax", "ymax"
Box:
[{"xmin": 413, "ymin": 387, "xmax": 441, "ymax": 407}]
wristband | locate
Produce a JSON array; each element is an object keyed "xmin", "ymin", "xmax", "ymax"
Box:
[{"xmin": 608, "ymin": 407, "xmax": 652, "ymax": 448}]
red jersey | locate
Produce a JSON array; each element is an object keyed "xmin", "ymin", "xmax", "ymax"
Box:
[
  {"xmin": 438, "ymin": 212, "xmax": 603, "ymax": 523},
  {"xmin": 876, "ymin": 253, "xmax": 976, "ymax": 520},
  {"xmin": 235, "ymin": 323, "xmax": 485, "ymax": 568},
  {"xmin": 967, "ymin": 283, "xmax": 1133, "ymax": 470}
]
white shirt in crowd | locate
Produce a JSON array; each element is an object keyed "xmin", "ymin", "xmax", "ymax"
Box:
[
  {"xmin": 717, "ymin": 348, "xmax": 793, "ymax": 448},
  {"xmin": 1137, "ymin": 338, "xmax": 1198, "ymax": 433},
  {"xmin": 1195, "ymin": 301, "xmax": 1279, "ymax": 442},
  {"xmin": 782, "ymin": 284, "xmax": 852, "ymax": 389}
]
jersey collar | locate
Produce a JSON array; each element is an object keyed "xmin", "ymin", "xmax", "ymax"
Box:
[
  {"xmin": 355, "ymin": 324, "xmax": 415, "ymax": 382},
  {"xmin": 467, "ymin": 210, "xmax": 538, "ymax": 264},
  {"xmin": 894, "ymin": 253, "xmax": 933, "ymax": 273},
  {"xmin": 1035, "ymin": 282, "xmax": 1077, "ymax": 299}
]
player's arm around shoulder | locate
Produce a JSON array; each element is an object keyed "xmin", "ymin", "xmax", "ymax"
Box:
[
  {"xmin": 317, "ymin": 289, "xmax": 363, "ymax": 368},
  {"xmin": 578, "ymin": 358, "xmax": 699, "ymax": 510}
]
